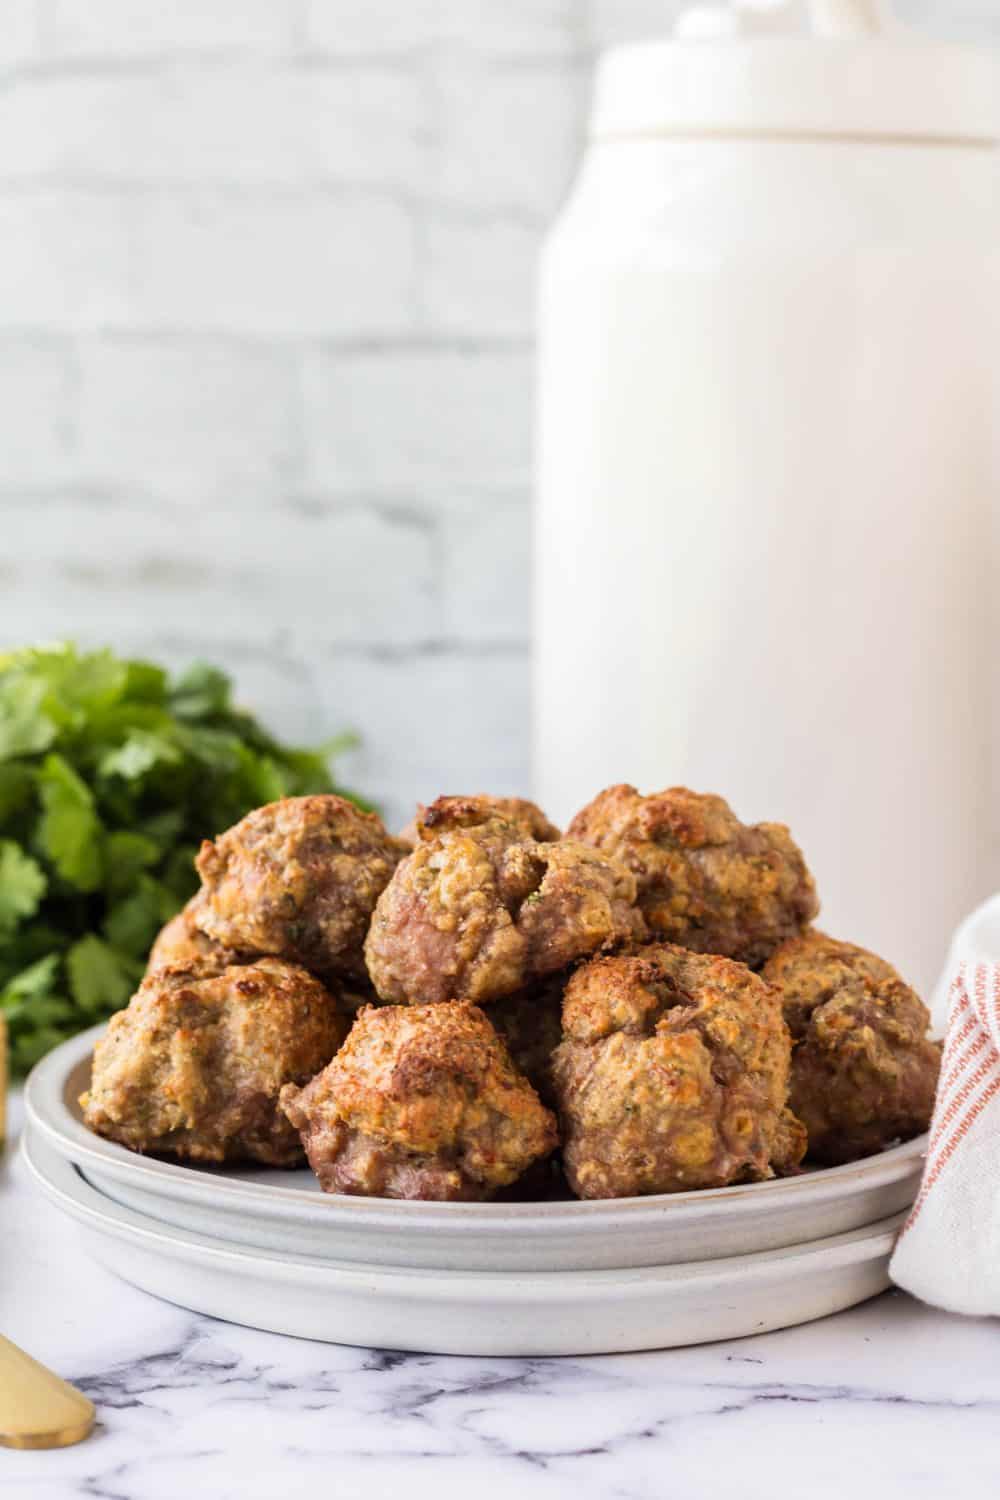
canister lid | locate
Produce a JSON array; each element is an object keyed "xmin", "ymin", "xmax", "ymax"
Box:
[{"xmin": 591, "ymin": 39, "xmax": 1000, "ymax": 144}]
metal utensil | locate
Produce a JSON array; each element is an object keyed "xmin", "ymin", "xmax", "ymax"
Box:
[{"xmin": 0, "ymin": 1334, "xmax": 96, "ymax": 1449}]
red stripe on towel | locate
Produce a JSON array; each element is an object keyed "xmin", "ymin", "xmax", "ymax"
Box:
[{"xmin": 900, "ymin": 1071, "xmax": 1000, "ymax": 1237}]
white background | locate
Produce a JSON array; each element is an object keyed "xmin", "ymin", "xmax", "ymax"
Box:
[{"xmin": 0, "ymin": 0, "xmax": 990, "ymax": 828}]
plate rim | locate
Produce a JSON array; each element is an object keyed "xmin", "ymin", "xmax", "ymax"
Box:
[
  {"xmin": 21, "ymin": 1125, "xmax": 906, "ymax": 1301},
  {"xmin": 26, "ymin": 1022, "xmax": 928, "ymax": 1229}
]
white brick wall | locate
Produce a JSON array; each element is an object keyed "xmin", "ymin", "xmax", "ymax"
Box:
[
  {"xmin": 0, "ymin": 0, "xmax": 990, "ymax": 828},
  {"xmin": 0, "ymin": 337, "xmax": 75, "ymax": 483},
  {"xmin": 301, "ymin": 348, "xmax": 532, "ymax": 492},
  {"xmin": 75, "ymin": 337, "xmax": 298, "ymax": 503},
  {"xmin": 40, "ymin": 0, "xmax": 294, "ymax": 56}
]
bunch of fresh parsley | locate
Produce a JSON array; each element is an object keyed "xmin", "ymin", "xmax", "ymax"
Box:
[{"xmin": 0, "ymin": 644, "xmax": 364, "ymax": 1075}]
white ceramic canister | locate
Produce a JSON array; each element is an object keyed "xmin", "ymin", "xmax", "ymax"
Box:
[{"xmin": 534, "ymin": 9, "xmax": 998, "ymax": 992}]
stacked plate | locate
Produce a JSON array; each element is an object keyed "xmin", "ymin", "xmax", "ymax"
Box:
[{"xmin": 23, "ymin": 1024, "xmax": 925, "ymax": 1356}]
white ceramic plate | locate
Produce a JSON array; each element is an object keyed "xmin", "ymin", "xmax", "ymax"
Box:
[
  {"xmin": 26, "ymin": 1025, "xmax": 926, "ymax": 1273},
  {"xmin": 23, "ymin": 1126, "xmax": 903, "ymax": 1357}
]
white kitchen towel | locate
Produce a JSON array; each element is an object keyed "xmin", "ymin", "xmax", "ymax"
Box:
[{"xmin": 891, "ymin": 910, "xmax": 1000, "ymax": 1315}]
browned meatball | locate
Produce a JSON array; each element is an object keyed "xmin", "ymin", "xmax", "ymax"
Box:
[
  {"xmin": 400, "ymin": 794, "xmax": 561, "ymax": 846},
  {"xmin": 81, "ymin": 959, "xmax": 348, "ymax": 1165},
  {"xmin": 280, "ymin": 1002, "xmax": 558, "ymax": 1201},
  {"xmin": 770, "ymin": 1107, "xmax": 809, "ymax": 1177},
  {"xmin": 762, "ymin": 930, "xmax": 940, "ymax": 1164},
  {"xmin": 488, "ymin": 978, "xmax": 565, "ymax": 1107},
  {"xmin": 365, "ymin": 819, "xmax": 644, "ymax": 1006},
  {"xmin": 194, "ymin": 795, "xmax": 406, "ymax": 981},
  {"xmin": 552, "ymin": 944, "xmax": 792, "ymax": 1198},
  {"xmin": 567, "ymin": 784, "xmax": 818, "ymax": 968},
  {"xmin": 146, "ymin": 893, "xmax": 241, "ymax": 977}
]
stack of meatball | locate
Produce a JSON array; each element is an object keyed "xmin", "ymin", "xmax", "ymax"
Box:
[{"xmin": 82, "ymin": 786, "xmax": 941, "ymax": 1201}]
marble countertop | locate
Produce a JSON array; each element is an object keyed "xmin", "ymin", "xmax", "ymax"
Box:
[{"xmin": 3, "ymin": 1097, "xmax": 998, "ymax": 1500}]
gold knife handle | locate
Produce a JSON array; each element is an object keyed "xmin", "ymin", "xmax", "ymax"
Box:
[{"xmin": 0, "ymin": 1334, "xmax": 96, "ymax": 1450}]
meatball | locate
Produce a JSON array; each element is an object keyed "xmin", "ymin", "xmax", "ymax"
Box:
[
  {"xmin": 488, "ymin": 978, "xmax": 564, "ymax": 1107},
  {"xmin": 194, "ymin": 795, "xmax": 406, "ymax": 981},
  {"xmin": 146, "ymin": 893, "xmax": 241, "ymax": 977},
  {"xmin": 770, "ymin": 1107, "xmax": 809, "ymax": 1177},
  {"xmin": 567, "ymin": 784, "xmax": 818, "ymax": 968},
  {"xmin": 762, "ymin": 930, "xmax": 941, "ymax": 1164},
  {"xmin": 81, "ymin": 959, "xmax": 348, "ymax": 1165},
  {"xmin": 552, "ymin": 944, "xmax": 792, "ymax": 1198},
  {"xmin": 400, "ymin": 794, "xmax": 561, "ymax": 846},
  {"xmin": 365, "ymin": 819, "xmax": 644, "ymax": 1006},
  {"xmin": 280, "ymin": 1002, "xmax": 558, "ymax": 1201}
]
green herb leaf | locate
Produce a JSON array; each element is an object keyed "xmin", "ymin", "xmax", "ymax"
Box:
[
  {"xmin": 160, "ymin": 843, "xmax": 200, "ymax": 901},
  {"xmin": 122, "ymin": 659, "xmax": 168, "ymax": 704},
  {"xmin": 0, "ymin": 763, "xmax": 34, "ymax": 823},
  {"xmin": 53, "ymin": 647, "xmax": 128, "ymax": 716},
  {"xmin": 0, "ymin": 841, "xmax": 47, "ymax": 933},
  {"xmin": 37, "ymin": 753, "xmax": 103, "ymax": 890},
  {"xmin": 137, "ymin": 809, "xmax": 186, "ymax": 851},
  {"xmin": 104, "ymin": 831, "xmax": 162, "ymax": 896},
  {"xmin": 237, "ymin": 750, "xmax": 288, "ymax": 807},
  {"xmin": 99, "ymin": 730, "xmax": 182, "ymax": 780},
  {"xmin": 0, "ymin": 673, "xmax": 57, "ymax": 761},
  {"xmin": 66, "ymin": 935, "xmax": 135, "ymax": 1015},
  {"xmin": 170, "ymin": 662, "xmax": 232, "ymax": 720},
  {"xmin": 104, "ymin": 875, "xmax": 178, "ymax": 958},
  {"xmin": 0, "ymin": 953, "xmax": 60, "ymax": 1004}
]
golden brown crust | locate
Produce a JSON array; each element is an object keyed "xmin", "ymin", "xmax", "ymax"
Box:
[
  {"xmin": 552, "ymin": 943, "xmax": 792, "ymax": 1198},
  {"xmin": 81, "ymin": 959, "xmax": 348, "ymax": 1165},
  {"xmin": 762, "ymin": 930, "xmax": 940, "ymax": 1164},
  {"xmin": 194, "ymin": 795, "xmax": 406, "ymax": 981},
  {"xmin": 770, "ymin": 1107, "xmax": 809, "ymax": 1176},
  {"xmin": 280, "ymin": 1002, "xmax": 558, "ymax": 1201},
  {"xmin": 400, "ymin": 795, "xmax": 561, "ymax": 846},
  {"xmin": 146, "ymin": 893, "xmax": 242, "ymax": 977},
  {"xmin": 364, "ymin": 819, "xmax": 645, "ymax": 1006},
  {"xmin": 566, "ymin": 784, "xmax": 818, "ymax": 968}
]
